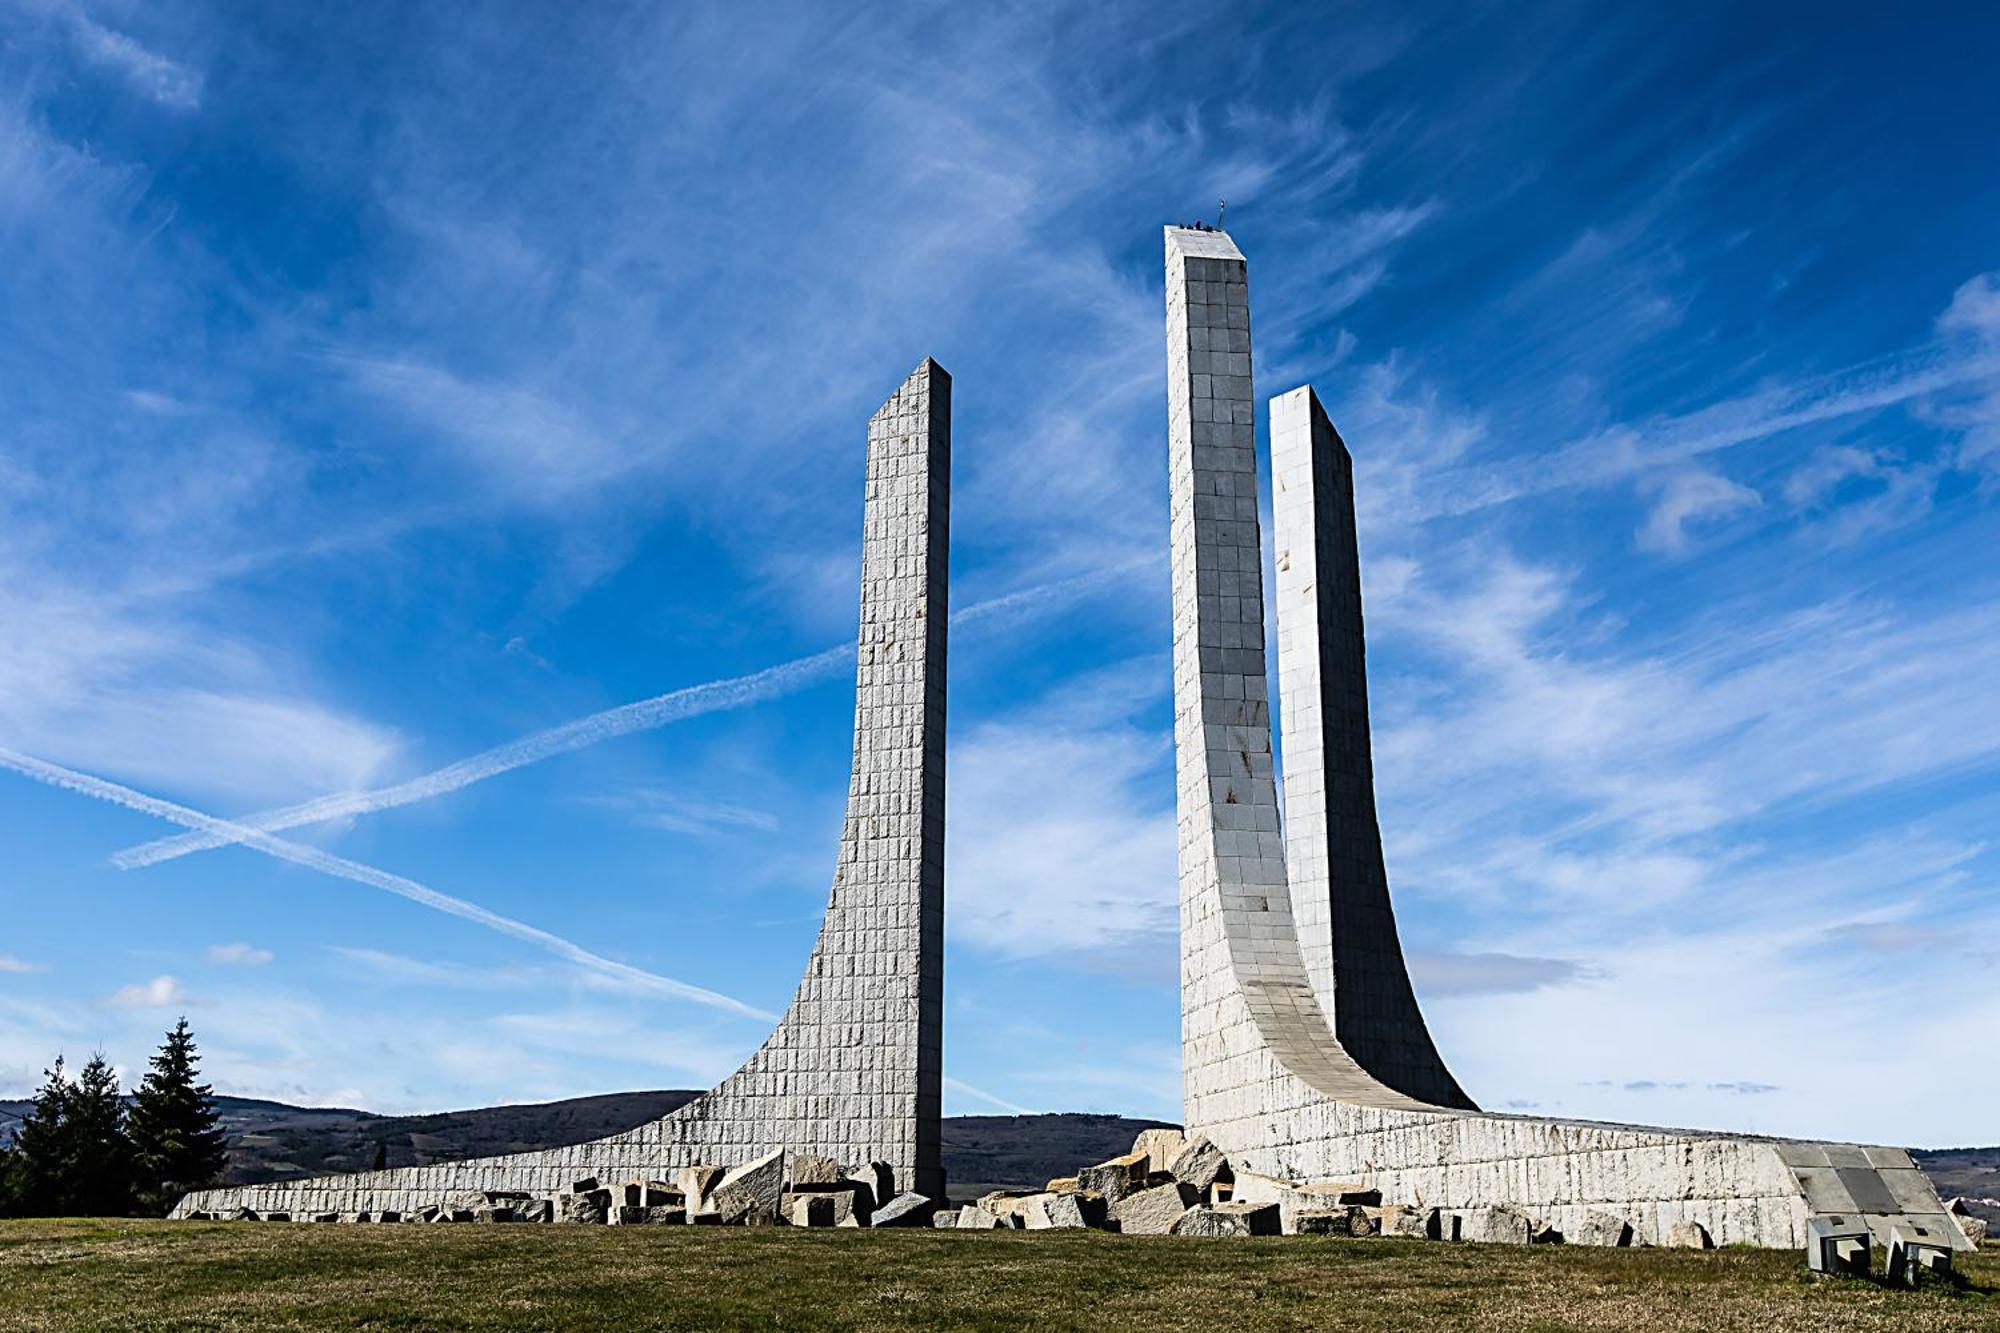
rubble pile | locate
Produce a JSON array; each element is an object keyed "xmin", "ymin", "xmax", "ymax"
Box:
[
  {"xmin": 184, "ymin": 1149, "xmax": 940, "ymax": 1230},
  {"xmin": 928, "ymin": 1128, "xmax": 1633, "ymax": 1245}
]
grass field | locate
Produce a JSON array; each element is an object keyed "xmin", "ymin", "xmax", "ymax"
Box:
[{"xmin": 0, "ymin": 1220, "xmax": 1993, "ymax": 1332}]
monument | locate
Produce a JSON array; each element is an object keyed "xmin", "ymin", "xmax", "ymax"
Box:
[
  {"xmin": 173, "ymin": 358, "xmax": 951, "ymax": 1219},
  {"xmin": 1163, "ymin": 223, "xmax": 1968, "ymax": 1250}
]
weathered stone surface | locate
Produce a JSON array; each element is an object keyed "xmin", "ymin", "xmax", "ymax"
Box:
[
  {"xmin": 930, "ymin": 1209, "xmax": 959, "ymax": 1228},
  {"xmin": 1945, "ymin": 1199, "xmax": 1989, "ymax": 1246},
  {"xmin": 711, "ymin": 1149, "xmax": 785, "ymax": 1226},
  {"xmin": 955, "ymin": 1205, "xmax": 1004, "ymax": 1229},
  {"xmin": 620, "ymin": 1180, "xmax": 679, "ymax": 1209},
  {"xmin": 1077, "ymin": 1152, "xmax": 1149, "ymax": 1204},
  {"xmin": 557, "ymin": 1193, "xmax": 607, "ymax": 1225},
  {"xmin": 870, "ymin": 1193, "xmax": 935, "ymax": 1228},
  {"xmin": 789, "ymin": 1155, "xmax": 843, "ymax": 1187},
  {"xmin": 675, "ymin": 1165, "xmax": 724, "ymax": 1218},
  {"xmin": 1458, "ymin": 1205, "xmax": 1536, "ymax": 1245},
  {"xmin": 1132, "ymin": 1128, "xmax": 1187, "ymax": 1176},
  {"xmin": 1111, "ymin": 1182, "xmax": 1200, "ymax": 1235},
  {"xmin": 1167, "ymin": 1137, "xmax": 1230, "ymax": 1191},
  {"xmin": 1171, "ymin": 1201, "xmax": 1282, "ymax": 1238},
  {"xmin": 848, "ymin": 1162, "xmax": 896, "ymax": 1210},
  {"xmin": 642, "ymin": 1205, "xmax": 685, "ymax": 1226},
  {"xmin": 1666, "ymin": 1221, "xmax": 1714, "ymax": 1249},
  {"xmin": 1045, "ymin": 1177, "xmax": 1079, "ymax": 1194},
  {"xmin": 1392, "ymin": 1200, "xmax": 1440, "ymax": 1232},
  {"xmin": 1022, "ymin": 1192, "xmax": 1101, "ymax": 1230},
  {"xmin": 1291, "ymin": 1210, "xmax": 1349, "ymax": 1236},
  {"xmin": 787, "ymin": 1194, "xmax": 836, "ymax": 1227},
  {"xmin": 1574, "ymin": 1211, "xmax": 1634, "ymax": 1247}
]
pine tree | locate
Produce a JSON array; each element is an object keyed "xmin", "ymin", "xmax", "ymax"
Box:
[
  {"xmin": 10, "ymin": 1056, "xmax": 75, "ymax": 1215},
  {"xmin": 127, "ymin": 1018, "xmax": 228, "ymax": 1216},
  {"xmin": 68, "ymin": 1053, "xmax": 134, "ymax": 1216}
]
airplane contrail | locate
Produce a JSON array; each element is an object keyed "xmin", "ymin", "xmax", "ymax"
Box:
[
  {"xmin": 942, "ymin": 1075, "xmax": 1039, "ymax": 1116},
  {"xmin": 115, "ymin": 559, "xmax": 1151, "ymax": 870},
  {"xmin": 0, "ymin": 746, "xmax": 776, "ymax": 1023}
]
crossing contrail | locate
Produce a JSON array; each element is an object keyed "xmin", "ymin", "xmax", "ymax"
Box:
[
  {"xmin": 942, "ymin": 1076, "xmax": 1038, "ymax": 1116},
  {"xmin": 0, "ymin": 746, "xmax": 776, "ymax": 1022},
  {"xmin": 114, "ymin": 559, "xmax": 1150, "ymax": 871}
]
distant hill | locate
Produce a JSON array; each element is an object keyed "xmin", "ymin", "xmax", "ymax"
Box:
[{"xmin": 2, "ymin": 1091, "xmax": 1988, "ymax": 1217}]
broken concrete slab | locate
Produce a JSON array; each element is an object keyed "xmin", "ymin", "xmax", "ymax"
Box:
[
  {"xmin": 789, "ymin": 1155, "xmax": 843, "ymax": 1188},
  {"xmin": 1133, "ymin": 1128, "xmax": 1187, "ymax": 1176},
  {"xmin": 1110, "ymin": 1182, "xmax": 1200, "ymax": 1235},
  {"xmin": 1458, "ymin": 1205, "xmax": 1536, "ymax": 1244},
  {"xmin": 711, "ymin": 1149, "xmax": 785, "ymax": 1226},
  {"xmin": 1077, "ymin": 1151, "xmax": 1150, "ymax": 1204},
  {"xmin": 1171, "ymin": 1201, "xmax": 1281, "ymax": 1237},
  {"xmin": 1574, "ymin": 1211, "xmax": 1634, "ymax": 1247},
  {"xmin": 1167, "ymin": 1137, "xmax": 1230, "ymax": 1191},
  {"xmin": 1666, "ymin": 1221, "xmax": 1714, "ymax": 1249}
]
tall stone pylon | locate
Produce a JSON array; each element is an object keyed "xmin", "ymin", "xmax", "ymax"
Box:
[
  {"xmin": 1270, "ymin": 384, "xmax": 1471, "ymax": 1109},
  {"xmin": 173, "ymin": 359, "xmax": 950, "ymax": 1217},
  {"xmin": 1162, "ymin": 225, "xmax": 1967, "ymax": 1250}
]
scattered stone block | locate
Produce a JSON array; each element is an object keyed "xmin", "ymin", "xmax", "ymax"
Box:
[
  {"xmin": 1379, "ymin": 1207, "xmax": 1433, "ymax": 1240},
  {"xmin": 1171, "ymin": 1201, "xmax": 1281, "ymax": 1237},
  {"xmin": 711, "ymin": 1149, "xmax": 785, "ymax": 1226},
  {"xmin": 621, "ymin": 1179, "xmax": 680, "ymax": 1209},
  {"xmin": 556, "ymin": 1194, "xmax": 607, "ymax": 1225},
  {"xmin": 956, "ymin": 1204, "xmax": 1005, "ymax": 1229},
  {"xmin": 1111, "ymin": 1182, "xmax": 1199, "ymax": 1235},
  {"xmin": 569, "ymin": 1177, "xmax": 601, "ymax": 1195},
  {"xmin": 514, "ymin": 1201, "xmax": 553, "ymax": 1225},
  {"xmin": 473, "ymin": 1207, "xmax": 518, "ymax": 1224},
  {"xmin": 1045, "ymin": 1177, "xmax": 1079, "ymax": 1194},
  {"xmin": 870, "ymin": 1193, "xmax": 936, "ymax": 1228},
  {"xmin": 1574, "ymin": 1211, "xmax": 1633, "ymax": 1247},
  {"xmin": 1666, "ymin": 1221, "xmax": 1714, "ymax": 1250},
  {"xmin": 612, "ymin": 1206, "xmax": 649, "ymax": 1226},
  {"xmin": 1022, "ymin": 1192, "xmax": 1100, "ymax": 1230},
  {"xmin": 1458, "ymin": 1205, "xmax": 1536, "ymax": 1245},
  {"xmin": 789, "ymin": 1155, "xmax": 843, "ymax": 1187},
  {"xmin": 1946, "ymin": 1199, "xmax": 1989, "ymax": 1246},
  {"xmin": 846, "ymin": 1162, "xmax": 895, "ymax": 1212},
  {"xmin": 788, "ymin": 1194, "xmax": 837, "ymax": 1227},
  {"xmin": 1290, "ymin": 1211, "xmax": 1339, "ymax": 1236},
  {"xmin": 1077, "ymin": 1152, "xmax": 1149, "ymax": 1204},
  {"xmin": 1168, "ymin": 1137, "xmax": 1230, "ymax": 1191},
  {"xmin": 1132, "ymin": 1128, "xmax": 1187, "ymax": 1176},
  {"xmin": 930, "ymin": 1209, "xmax": 961, "ymax": 1229},
  {"xmin": 675, "ymin": 1164, "xmax": 726, "ymax": 1218}
]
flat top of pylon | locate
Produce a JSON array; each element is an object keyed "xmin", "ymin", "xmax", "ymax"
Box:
[{"xmin": 1165, "ymin": 225, "xmax": 1244, "ymax": 262}]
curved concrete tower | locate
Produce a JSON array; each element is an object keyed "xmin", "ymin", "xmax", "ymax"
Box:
[
  {"xmin": 1163, "ymin": 225, "xmax": 1967, "ymax": 1251},
  {"xmin": 174, "ymin": 358, "xmax": 950, "ymax": 1217}
]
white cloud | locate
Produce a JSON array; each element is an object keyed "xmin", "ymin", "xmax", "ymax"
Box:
[
  {"xmin": 0, "ymin": 955, "xmax": 49, "ymax": 975},
  {"xmin": 1636, "ymin": 466, "xmax": 1761, "ymax": 554},
  {"xmin": 63, "ymin": 5, "xmax": 203, "ymax": 111},
  {"xmin": 103, "ymin": 975, "xmax": 188, "ymax": 1011},
  {"xmin": 205, "ymin": 943, "xmax": 273, "ymax": 967},
  {"xmin": 947, "ymin": 662, "xmax": 1177, "ymax": 969}
]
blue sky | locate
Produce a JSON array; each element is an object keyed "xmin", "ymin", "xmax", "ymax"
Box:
[{"xmin": 2, "ymin": 1, "xmax": 1997, "ymax": 1147}]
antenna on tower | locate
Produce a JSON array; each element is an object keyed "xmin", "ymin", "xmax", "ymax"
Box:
[{"xmin": 1216, "ymin": 197, "xmax": 1227, "ymax": 230}]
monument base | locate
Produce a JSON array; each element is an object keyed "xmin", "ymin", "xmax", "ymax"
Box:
[{"xmin": 1207, "ymin": 1095, "xmax": 1971, "ymax": 1250}]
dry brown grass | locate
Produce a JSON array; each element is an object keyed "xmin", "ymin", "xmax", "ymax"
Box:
[{"xmin": 0, "ymin": 1219, "xmax": 1992, "ymax": 1331}]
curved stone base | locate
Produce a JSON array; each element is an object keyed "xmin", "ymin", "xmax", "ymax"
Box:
[{"xmin": 1205, "ymin": 1094, "xmax": 1967, "ymax": 1250}]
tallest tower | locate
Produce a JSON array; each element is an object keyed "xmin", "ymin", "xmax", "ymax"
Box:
[{"xmin": 1163, "ymin": 224, "xmax": 1460, "ymax": 1129}]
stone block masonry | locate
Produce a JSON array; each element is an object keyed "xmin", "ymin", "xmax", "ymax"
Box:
[
  {"xmin": 1161, "ymin": 225, "xmax": 1968, "ymax": 1252},
  {"xmin": 173, "ymin": 359, "xmax": 950, "ymax": 1219}
]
